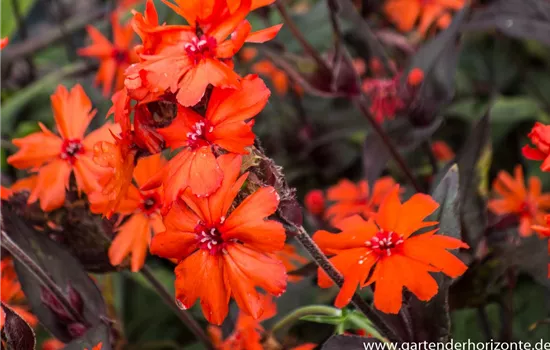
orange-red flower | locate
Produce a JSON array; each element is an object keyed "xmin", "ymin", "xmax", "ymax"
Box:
[
  {"xmin": 150, "ymin": 154, "xmax": 287, "ymax": 324},
  {"xmin": 7, "ymin": 85, "xmax": 117, "ymax": 211},
  {"xmin": 384, "ymin": 0, "xmax": 465, "ymax": 36},
  {"xmin": 488, "ymin": 165, "xmax": 550, "ymax": 237},
  {"xmin": 252, "ymin": 60, "xmax": 303, "ymax": 95},
  {"xmin": 304, "ymin": 189, "xmax": 325, "ymax": 216},
  {"xmin": 85, "ymin": 343, "xmax": 102, "ymax": 350},
  {"xmin": 41, "ymin": 339, "xmax": 65, "ymax": 350},
  {"xmin": 208, "ymin": 294, "xmax": 315, "ymax": 350},
  {"xmin": 276, "ymin": 244, "xmax": 309, "ymax": 282},
  {"xmin": 125, "ymin": 0, "xmax": 282, "ymax": 106},
  {"xmin": 523, "ymin": 122, "xmax": 550, "ymax": 172},
  {"xmin": 313, "ymin": 185, "xmax": 469, "ymax": 313},
  {"xmin": 431, "ymin": 141, "xmax": 455, "ymax": 162},
  {"xmin": 142, "ymin": 74, "xmax": 269, "ymax": 208},
  {"xmin": 78, "ymin": 14, "xmax": 136, "ymax": 96},
  {"xmin": 0, "ymin": 258, "xmax": 37, "ymax": 329},
  {"xmin": 90, "ymin": 154, "xmax": 165, "ymax": 271},
  {"xmin": 324, "ymin": 178, "xmax": 396, "ymax": 226},
  {"xmin": 0, "ymin": 37, "xmax": 8, "ymax": 49}
]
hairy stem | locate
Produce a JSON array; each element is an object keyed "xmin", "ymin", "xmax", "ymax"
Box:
[
  {"xmin": 353, "ymin": 96, "xmax": 423, "ymax": 193},
  {"xmin": 294, "ymin": 226, "xmax": 402, "ymax": 342},
  {"xmin": 140, "ymin": 265, "xmax": 214, "ymax": 350}
]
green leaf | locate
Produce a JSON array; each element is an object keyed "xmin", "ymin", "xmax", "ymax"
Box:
[
  {"xmin": 490, "ymin": 96, "xmax": 547, "ymax": 143},
  {"xmin": 1, "ymin": 0, "xmax": 36, "ymax": 37}
]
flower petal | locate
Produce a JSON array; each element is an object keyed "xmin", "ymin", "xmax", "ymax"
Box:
[
  {"xmin": 314, "ymin": 216, "xmax": 378, "ymax": 253},
  {"xmin": 226, "ymin": 244, "xmax": 286, "ymax": 296},
  {"xmin": 50, "ymin": 84, "xmax": 95, "ymax": 140},
  {"xmin": 402, "ymin": 231, "xmax": 468, "ymax": 278},
  {"xmin": 207, "ymin": 75, "xmax": 270, "ymax": 126},
  {"xmin": 375, "ymin": 185, "xmax": 401, "ymax": 232},
  {"xmin": 28, "ymin": 159, "xmax": 71, "ymax": 211},
  {"xmin": 223, "ymin": 186, "xmax": 279, "ymax": 231},
  {"xmin": 372, "ymin": 258, "xmax": 404, "ymax": 314},
  {"xmin": 109, "ymin": 214, "xmax": 151, "ymax": 272},
  {"xmin": 8, "ymin": 128, "xmax": 62, "ymax": 169},
  {"xmin": 393, "ymin": 193, "xmax": 439, "ymax": 238},
  {"xmin": 245, "ymin": 24, "xmax": 283, "ymax": 43}
]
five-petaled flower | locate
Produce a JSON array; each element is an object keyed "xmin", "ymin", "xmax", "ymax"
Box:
[
  {"xmin": 124, "ymin": 0, "xmax": 282, "ymax": 106},
  {"xmin": 384, "ymin": 0, "xmax": 465, "ymax": 37},
  {"xmin": 78, "ymin": 13, "xmax": 136, "ymax": 96},
  {"xmin": 523, "ymin": 122, "xmax": 550, "ymax": 172},
  {"xmin": 488, "ymin": 165, "xmax": 550, "ymax": 237},
  {"xmin": 7, "ymin": 85, "xmax": 117, "ymax": 211},
  {"xmin": 324, "ymin": 177, "xmax": 396, "ymax": 226},
  {"xmin": 142, "ymin": 74, "xmax": 270, "ymax": 207},
  {"xmin": 313, "ymin": 185, "xmax": 468, "ymax": 314},
  {"xmin": 0, "ymin": 258, "xmax": 37, "ymax": 329},
  {"xmin": 150, "ymin": 154, "xmax": 287, "ymax": 325},
  {"xmin": 90, "ymin": 154, "xmax": 166, "ymax": 272}
]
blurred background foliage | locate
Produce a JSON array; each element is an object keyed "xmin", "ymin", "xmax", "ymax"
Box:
[{"xmin": 1, "ymin": 0, "xmax": 549, "ymax": 348}]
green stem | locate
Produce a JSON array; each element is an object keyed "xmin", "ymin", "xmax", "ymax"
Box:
[
  {"xmin": 271, "ymin": 305, "xmax": 341, "ymax": 336},
  {"xmin": 347, "ymin": 313, "xmax": 387, "ymax": 343}
]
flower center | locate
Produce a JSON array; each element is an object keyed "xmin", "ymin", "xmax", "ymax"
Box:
[
  {"xmin": 60, "ymin": 139, "xmax": 84, "ymax": 164},
  {"xmin": 112, "ymin": 48, "xmax": 130, "ymax": 65},
  {"xmin": 366, "ymin": 230, "xmax": 404, "ymax": 257},
  {"xmin": 186, "ymin": 120, "xmax": 213, "ymax": 150},
  {"xmin": 519, "ymin": 200, "xmax": 537, "ymax": 219},
  {"xmin": 195, "ymin": 220, "xmax": 227, "ymax": 255},
  {"xmin": 140, "ymin": 192, "xmax": 161, "ymax": 216},
  {"xmin": 184, "ymin": 35, "xmax": 217, "ymax": 64}
]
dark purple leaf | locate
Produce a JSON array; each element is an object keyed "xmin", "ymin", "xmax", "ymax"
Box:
[
  {"xmin": 1, "ymin": 205, "xmax": 109, "ymax": 343},
  {"xmin": 456, "ymin": 111, "xmax": 491, "ymax": 252},
  {"xmin": 1, "ymin": 302, "xmax": 36, "ymax": 350},
  {"xmin": 408, "ymin": 166, "xmax": 462, "ymax": 342},
  {"xmin": 321, "ymin": 335, "xmax": 384, "ymax": 350},
  {"xmin": 404, "ymin": 6, "xmax": 470, "ymax": 122}
]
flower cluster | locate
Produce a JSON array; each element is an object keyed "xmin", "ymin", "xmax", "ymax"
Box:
[{"xmin": 4, "ymin": 0, "xmax": 475, "ymax": 338}]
